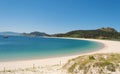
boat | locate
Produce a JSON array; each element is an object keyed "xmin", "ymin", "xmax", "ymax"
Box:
[{"xmin": 3, "ymin": 35, "xmax": 9, "ymax": 38}]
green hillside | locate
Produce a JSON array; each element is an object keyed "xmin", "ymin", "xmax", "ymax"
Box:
[
  {"xmin": 53, "ymin": 27, "xmax": 120, "ymax": 40},
  {"xmin": 22, "ymin": 31, "xmax": 50, "ymax": 37}
]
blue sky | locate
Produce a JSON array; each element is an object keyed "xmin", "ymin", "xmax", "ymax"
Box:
[{"xmin": 0, "ymin": 0, "xmax": 120, "ymax": 34}]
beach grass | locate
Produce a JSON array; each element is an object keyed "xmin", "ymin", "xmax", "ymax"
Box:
[{"xmin": 63, "ymin": 53, "xmax": 120, "ymax": 74}]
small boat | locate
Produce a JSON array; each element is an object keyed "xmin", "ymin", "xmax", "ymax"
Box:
[{"xmin": 3, "ymin": 35, "xmax": 9, "ymax": 38}]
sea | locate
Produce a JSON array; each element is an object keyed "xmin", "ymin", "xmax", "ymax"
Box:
[{"xmin": 0, "ymin": 36, "xmax": 103, "ymax": 61}]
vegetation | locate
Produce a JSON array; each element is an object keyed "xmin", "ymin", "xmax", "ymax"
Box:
[
  {"xmin": 21, "ymin": 27, "xmax": 120, "ymax": 40},
  {"xmin": 22, "ymin": 31, "xmax": 50, "ymax": 37},
  {"xmin": 52, "ymin": 27, "xmax": 120, "ymax": 40},
  {"xmin": 63, "ymin": 53, "xmax": 120, "ymax": 74}
]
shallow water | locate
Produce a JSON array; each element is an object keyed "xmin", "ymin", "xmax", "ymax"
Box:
[{"xmin": 0, "ymin": 36, "xmax": 102, "ymax": 61}]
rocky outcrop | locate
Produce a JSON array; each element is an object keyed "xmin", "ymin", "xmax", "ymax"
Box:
[{"xmin": 98, "ymin": 27, "xmax": 117, "ymax": 32}]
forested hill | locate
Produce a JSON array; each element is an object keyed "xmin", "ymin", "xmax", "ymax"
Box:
[
  {"xmin": 22, "ymin": 31, "xmax": 50, "ymax": 37},
  {"xmin": 52, "ymin": 27, "xmax": 120, "ymax": 40}
]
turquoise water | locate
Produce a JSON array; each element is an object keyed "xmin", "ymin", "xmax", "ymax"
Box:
[{"xmin": 0, "ymin": 36, "xmax": 103, "ymax": 61}]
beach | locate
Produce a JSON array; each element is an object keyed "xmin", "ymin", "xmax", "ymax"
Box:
[{"xmin": 0, "ymin": 38, "xmax": 120, "ymax": 74}]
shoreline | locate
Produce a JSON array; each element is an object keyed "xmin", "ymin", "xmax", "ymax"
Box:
[
  {"xmin": 0, "ymin": 37, "xmax": 104, "ymax": 62},
  {"xmin": 0, "ymin": 37, "xmax": 120, "ymax": 73}
]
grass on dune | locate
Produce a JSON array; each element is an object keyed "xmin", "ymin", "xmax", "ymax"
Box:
[{"xmin": 63, "ymin": 53, "xmax": 120, "ymax": 74}]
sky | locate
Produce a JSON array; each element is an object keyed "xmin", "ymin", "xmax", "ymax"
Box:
[{"xmin": 0, "ymin": 0, "xmax": 120, "ymax": 34}]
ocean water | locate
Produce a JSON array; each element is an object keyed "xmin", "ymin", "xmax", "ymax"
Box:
[{"xmin": 0, "ymin": 36, "xmax": 103, "ymax": 61}]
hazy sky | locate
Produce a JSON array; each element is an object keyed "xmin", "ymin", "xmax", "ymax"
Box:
[{"xmin": 0, "ymin": 0, "xmax": 120, "ymax": 34}]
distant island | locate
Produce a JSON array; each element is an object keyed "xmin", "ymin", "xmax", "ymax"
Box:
[
  {"xmin": 22, "ymin": 31, "xmax": 50, "ymax": 37},
  {"xmin": 0, "ymin": 32, "xmax": 20, "ymax": 36}
]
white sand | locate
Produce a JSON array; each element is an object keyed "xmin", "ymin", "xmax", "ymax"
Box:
[{"xmin": 0, "ymin": 38, "xmax": 120, "ymax": 74}]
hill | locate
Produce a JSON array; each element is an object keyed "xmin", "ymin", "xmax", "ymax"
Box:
[
  {"xmin": 22, "ymin": 31, "xmax": 49, "ymax": 37},
  {"xmin": 0, "ymin": 32, "xmax": 20, "ymax": 36},
  {"xmin": 52, "ymin": 27, "xmax": 120, "ymax": 40}
]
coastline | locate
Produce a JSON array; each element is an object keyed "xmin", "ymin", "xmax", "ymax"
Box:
[{"xmin": 0, "ymin": 37, "xmax": 120, "ymax": 74}]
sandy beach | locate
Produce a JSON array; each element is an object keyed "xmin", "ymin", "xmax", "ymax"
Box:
[{"xmin": 0, "ymin": 38, "xmax": 120, "ymax": 74}]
